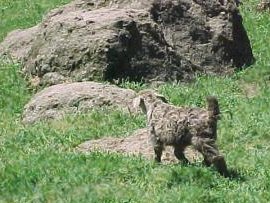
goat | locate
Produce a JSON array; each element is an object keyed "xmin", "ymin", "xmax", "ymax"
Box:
[{"xmin": 133, "ymin": 90, "xmax": 228, "ymax": 177}]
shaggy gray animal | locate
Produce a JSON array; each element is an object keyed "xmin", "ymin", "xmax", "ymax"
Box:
[{"xmin": 133, "ymin": 90, "xmax": 228, "ymax": 176}]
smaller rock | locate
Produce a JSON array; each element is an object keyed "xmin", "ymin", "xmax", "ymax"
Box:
[
  {"xmin": 76, "ymin": 128, "xmax": 202, "ymax": 164},
  {"xmin": 22, "ymin": 81, "xmax": 138, "ymax": 124}
]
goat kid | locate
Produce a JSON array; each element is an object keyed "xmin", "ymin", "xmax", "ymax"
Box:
[{"xmin": 133, "ymin": 90, "xmax": 228, "ymax": 177}]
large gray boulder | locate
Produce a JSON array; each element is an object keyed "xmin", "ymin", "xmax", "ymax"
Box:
[
  {"xmin": 0, "ymin": 0, "xmax": 254, "ymax": 85},
  {"xmin": 22, "ymin": 81, "xmax": 137, "ymax": 124},
  {"xmin": 0, "ymin": 26, "xmax": 39, "ymax": 60}
]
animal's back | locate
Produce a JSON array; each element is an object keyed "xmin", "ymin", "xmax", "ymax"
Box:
[
  {"xmin": 149, "ymin": 105, "xmax": 190, "ymax": 145},
  {"xmin": 186, "ymin": 108, "xmax": 209, "ymax": 127}
]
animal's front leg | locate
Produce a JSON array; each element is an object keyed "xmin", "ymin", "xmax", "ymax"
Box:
[
  {"xmin": 150, "ymin": 126, "xmax": 163, "ymax": 162},
  {"xmin": 153, "ymin": 143, "xmax": 163, "ymax": 162}
]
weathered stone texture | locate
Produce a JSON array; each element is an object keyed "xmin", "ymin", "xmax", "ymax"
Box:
[{"xmin": 0, "ymin": 0, "xmax": 254, "ymax": 85}]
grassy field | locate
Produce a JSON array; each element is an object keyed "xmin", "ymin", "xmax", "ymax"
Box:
[{"xmin": 1, "ymin": 0, "xmax": 270, "ymax": 202}]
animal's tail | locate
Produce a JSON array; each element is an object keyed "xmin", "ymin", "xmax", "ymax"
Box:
[{"xmin": 206, "ymin": 96, "xmax": 220, "ymax": 119}]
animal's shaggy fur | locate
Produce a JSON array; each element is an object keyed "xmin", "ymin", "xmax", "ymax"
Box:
[{"xmin": 133, "ymin": 90, "xmax": 228, "ymax": 176}]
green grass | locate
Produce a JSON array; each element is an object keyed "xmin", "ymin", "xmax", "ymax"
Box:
[
  {"xmin": 0, "ymin": 0, "xmax": 71, "ymax": 41},
  {"xmin": 1, "ymin": 0, "xmax": 270, "ymax": 202}
]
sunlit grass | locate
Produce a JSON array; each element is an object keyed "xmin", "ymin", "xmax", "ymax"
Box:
[
  {"xmin": 1, "ymin": 0, "xmax": 270, "ymax": 202},
  {"xmin": 0, "ymin": 0, "xmax": 72, "ymax": 41}
]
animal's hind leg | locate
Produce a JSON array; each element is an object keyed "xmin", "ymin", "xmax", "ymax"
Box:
[
  {"xmin": 174, "ymin": 145, "xmax": 189, "ymax": 164},
  {"xmin": 191, "ymin": 137, "xmax": 228, "ymax": 177},
  {"xmin": 203, "ymin": 159, "xmax": 211, "ymax": 167}
]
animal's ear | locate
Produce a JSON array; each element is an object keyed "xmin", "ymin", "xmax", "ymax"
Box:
[
  {"xmin": 132, "ymin": 96, "xmax": 147, "ymax": 113},
  {"xmin": 156, "ymin": 94, "xmax": 168, "ymax": 103},
  {"xmin": 132, "ymin": 96, "xmax": 143, "ymax": 109}
]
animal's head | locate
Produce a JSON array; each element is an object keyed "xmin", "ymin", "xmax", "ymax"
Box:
[{"xmin": 133, "ymin": 90, "xmax": 168, "ymax": 113}]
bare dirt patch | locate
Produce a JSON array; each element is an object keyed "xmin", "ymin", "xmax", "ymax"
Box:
[
  {"xmin": 241, "ymin": 82, "xmax": 259, "ymax": 98},
  {"xmin": 77, "ymin": 128, "xmax": 202, "ymax": 164}
]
